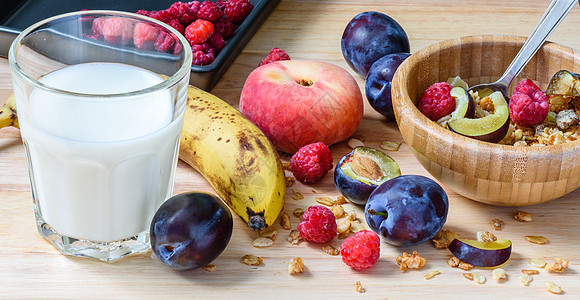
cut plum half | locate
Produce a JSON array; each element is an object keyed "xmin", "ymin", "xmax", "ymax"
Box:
[
  {"xmin": 449, "ymin": 86, "xmax": 475, "ymax": 120},
  {"xmin": 546, "ymin": 70, "xmax": 580, "ymax": 96},
  {"xmin": 448, "ymin": 238, "xmax": 512, "ymax": 268},
  {"xmin": 448, "ymin": 91, "xmax": 509, "ymax": 143}
]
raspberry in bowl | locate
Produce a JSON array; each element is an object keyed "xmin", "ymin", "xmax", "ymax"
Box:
[{"xmin": 391, "ymin": 35, "xmax": 580, "ymax": 206}]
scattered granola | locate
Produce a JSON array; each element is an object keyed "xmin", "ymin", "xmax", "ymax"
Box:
[
  {"xmin": 348, "ymin": 138, "xmax": 365, "ymax": 149},
  {"xmin": 241, "ymin": 254, "xmax": 263, "ymax": 266},
  {"xmin": 259, "ymin": 227, "xmax": 278, "ymax": 240},
  {"xmin": 380, "ymin": 140, "xmax": 402, "ymax": 151},
  {"xmin": 335, "ymin": 195, "xmax": 347, "ymax": 205},
  {"xmin": 287, "ymin": 229, "xmax": 302, "ymax": 245},
  {"xmin": 252, "ymin": 237, "xmax": 274, "ymax": 248},
  {"xmin": 513, "ymin": 210, "xmax": 532, "ymax": 222},
  {"xmin": 491, "ymin": 268, "xmax": 507, "ymax": 280},
  {"xmin": 529, "ymin": 258, "xmax": 547, "ymax": 268},
  {"xmin": 472, "ymin": 272, "xmax": 486, "ymax": 284},
  {"xmin": 349, "ymin": 220, "xmax": 365, "ymax": 233},
  {"xmin": 396, "ymin": 251, "xmax": 426, "ymax": 271},
  {"xmin": 354, "ymin": 281, "xmax": 365, "ymax": 293},
  {"xmin": 520, "ymin": 274, "xmax": 533, "ymax": 286},
  {"xmin": 545, "ymin": 281, "xmax": 562, "ymax": 294},
  {"xmin": 425, "ymin": 270, "xmax": 441, "ymax": 280},
  {"xmin": 280, "ymin": 212, "xmax": 291, "ymax": 230},
  {"xmin": 477, "ymin": 231, "xmax": 497, "ymax": 242},
  {"xmin": 491, "ymin": 219, "xmax": 505, "ymax": 230},
  {"xmin": 432, "ymin": 229, "xmax": 458, "ymax": 249},
  {"xmin": 330, "ymin": 205, "xmax": 345, "ymax": 218},
  {"xmin": 447, "ymin": 256, "xmax": 460, "ymax": 268},
  {"xmin": 315, "ymin": 196, "xmax": 335, "ymax": 206},
  {"xmin": 458, "ymin": 261, "xmax": 474, "ymax": 271},
  {"xmin": 291, "ymin": 189, "xmax": 304, "ymax": 200},
  {"xmin": 463, "ymin": 273, "xmax": 473, "ymax": 280},
  {"xmin": 285, "ymin": 176, "xmax": 295, "ymax": 187},
  {"xmin": 522, "ymin": 269, "xmax": 539, "ymax": 275},
  {"xmin": 288, "ymin": 257, "xmax": 305, "ymax": 275},
  {"xmin": 202, "ymin": 264, "xmax": 216, "ymax": 272},
  {"xmin": 346, "ymin": 210, "xmax": 358, "ymax": 221},
  {"xmin": 337, "ymin": 218, "xmax": 352, "ymax": 239},
  {"xmin": 282, "ymin": 161, "xmax": 291, "ymax": 171},
  {"xmin": 525, "ymin": 235, "xmax": 548, "ymax": 245},
  {"xmin": 545, "ymin": 258, "xmax": 569, "ymax": 273},
  {"xmin": 293, "ymin": 208, "xmax": 305, "ymax": 219},
  {"xmin": 321, "ymin": 245, "xmax": 340, "ymax": 256}
]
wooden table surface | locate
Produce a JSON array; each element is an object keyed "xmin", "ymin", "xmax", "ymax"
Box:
[{"xmin": 1, "ymin": 0, "xmax": 579, "ymax": 298}]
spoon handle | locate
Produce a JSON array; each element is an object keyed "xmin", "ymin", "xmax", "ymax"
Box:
[{"xmin": 496, "ymin": 0, "xmax": 578, "ymax": 88}]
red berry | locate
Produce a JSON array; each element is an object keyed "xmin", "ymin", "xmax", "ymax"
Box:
[
  {"xmin": 209, "ymin": 33, "xmax": 225, "ymax": 52},
  {"xmin": 98, "ymin": 17, "xmax": 135, "ymax": 45},
  {"xmin": 214, "ymin": 17, "xmax": 236, "ymax": 40},
  {"xmin": 216, "ymin": 0, "xmax": 228, "ymax": 10},
  {"xmin": 181, "ymin": 1, "xmax": 201, "ymax": 25},
  {"xmin": 198, "ymin": 0, "xmax": 224, "ymax": 22},
  {"xmin": 340, "ymin": 230, "xmax": 381, "ymax": 270},
  {"xmin": 290, "ymin": 142, "xmax": 333, "ymax": 183},
  {"xmin": 297, "ymin": 206, "xmax": 337, "ymax": 243},
  {"xmin": 418, "ymin": 82, "xmax": 455, "ymax": 121},
  {"xmin": 135, "ymin": 10, "xmax": 150, "ymax": 17},
  {"xmin": 191, "ymin": 43, "xmax": 216, "ymax": 65},
  {"xmin": 150, "ymin": 10, "xmax": 172, "ymax": 23},
  {"xmin": 509, "ymin": 79, "xmax": 549, "ymax": 127},
  {"xmin": 154, "ymin": 31, "xmax": 176, "ymax": 53},
  {"xmin": 133, "ymin": 22, "xmax": 159, "ymax": 50},
  {"xmin": 185, "ymin": 19, "xmax": 215, "ymax": 45},
  {"xmin": 224, "ymin": 0, "xmax": 254, "ymax": 23},
  {"xmin": 258, "ymin": 47, "xmax": 290, "ymax": 67},
  {"xmin": 168, "ymin": 19, "xmax": 185, "ymax": 35}
]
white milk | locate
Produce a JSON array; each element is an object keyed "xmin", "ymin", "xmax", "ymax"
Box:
[{"xmin": 18, "ymin": 63, "xmax": 182, "ymax": 242}]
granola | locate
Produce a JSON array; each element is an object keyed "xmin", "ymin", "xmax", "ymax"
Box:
[
  {"xmin": 241, "ymin": 254, "xmax": 263, "ymax": 266},
  {"xmin": 354, "ymin": 281, "xmax": 365, "ymax": 293},
  {"xmin": 330, "ymin": 205, "xmax": 345, "ymax": 219},
  {"xmin": 349, "ymin": 220, "xmax": 365, "ymax": 233},
  {"xmin": 337, "ymin": 219, "xmax": 351, "ymax": 239},
  {"xmin": 380, "ymin": 140, "xmax": 402, "ymax": 151},
  {"xmin": 522, "ymin": 269, "xmax": 539, "ymax": 275},
  {"xmin": 477, "ymin": 231, "xmax": 497, "ymax": 242},
  {"xmin": 293, "ymin": 208, "xmax": 305, "ymax": 219},
  {"xmin": 491, "ymin": 268, "xmax": 507, "ymax": 280},
  {"xmin": 396, "ymin": 251, "xmax": 426, "ymax": 271},
  {"xmin": 491, "ymin": 219, "xmax": 505, "ymax": 231},
  {"xmin": 545, "ymin": 281, "xmax": 563, "ymax": 294},
  {"xmin": 520, "ymin": 274, "xmax": 533, "ymax": 286},
  {"xmin": 321, "ymin": 245, "xmax": 340, "ymax": 256},
  {"xmin": 513, "ymin": 210, "xmax": 532, "ymax": 222},
  {"xmin": 525, "ymin": 235, "xmax": 548, "ymax": 245},
  {"xmin": 432, "ymin": 229, "xmax": 458, "ymax": 249},
  {"xmin": 280, "ymin": 212, "xmax": 291, "ymax": 230},
  {"xmin": 545, "ymin": 258, "xmax": 569, "ymax": 273},
  {"xmin": 288, "ymin": 257, "xmax": 305, "ymax": 275},
  {"xmin": 202, "ymin": 264, "xmax": 216, "ymax": 272},
  {"xmin": 529, "ymin": 258, "xmax": 547, "ymax": 268},
  {"xmin": 259, "ymin": 227, "xmax": 278, "ymax": 240},
  {"xmin": 315, "ymin": 196, "xmax": 334, "ymax": 206},
  {"xmin": 287, "ymin": 229, "xmax": 302, "ymax": 245},
  {"xmin": 285, "ymin": 176, "xmax": 295, "ymax": 187},
  {"xmin": 252, "ymin": 237, "xmax": 274, "ymax": 248},
  {"xmin": 291, "ymin": 189, "xmax": 303, "ymax": 200},
  {"xmin": 348, "ymin": 138, "xmax": 365, "ymax": 149},
  {"xmin": 425, "ymin": 270, "xmax": 440, "ymax": 280}
]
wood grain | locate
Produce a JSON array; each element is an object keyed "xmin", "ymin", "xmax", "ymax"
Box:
[
  {"xmin": 392, "ymin": 35, "xmax": 580, "ymax": 206},
  {"xmin": 1, "ymin": 0, "xmax": 580, "ymax": 298}
]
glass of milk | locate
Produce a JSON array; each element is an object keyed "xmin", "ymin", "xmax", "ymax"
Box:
[{"xmin": 8, "ymin": 11, "xmax": 192, "ymax": 261}]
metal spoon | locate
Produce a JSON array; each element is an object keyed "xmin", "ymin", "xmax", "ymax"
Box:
[{"xmin": 468, "ymin": 0, "xmax": 578, "ymax": 99}]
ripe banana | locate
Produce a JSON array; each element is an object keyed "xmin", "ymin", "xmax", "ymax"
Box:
[
  {"xmin": 1, "ymin": 87, "xmax": 286, "ymax": 231},
  {"xmin": 179, "ymin": 86, "xmax": 286, "ymax": 231},
  {"xmin": 0, "ymin": 94, "xmax": 19, "ymax": 129}
]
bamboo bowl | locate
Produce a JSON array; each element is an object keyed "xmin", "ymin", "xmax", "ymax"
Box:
[{"xmin": 391, "ymin": 35, "xmax": 580, "ymax": 206}]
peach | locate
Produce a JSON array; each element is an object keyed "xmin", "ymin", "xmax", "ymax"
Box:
[{"xmin": 239, "ymin": 60, "xmax": 363, "ymax": 153}]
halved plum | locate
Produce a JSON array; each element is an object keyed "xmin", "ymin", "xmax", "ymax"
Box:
[
  {"xmin": 449, "ymin": 86, "xmax": 475, "ymax": 120},
  {"xmin": 334, "ymin": 146, "xmax": 401, "ymax": 205},
  {"xmin": 546, "ymin": 70, "xmax": 580, "ymax": 96},
  {"xmin": 448, "ymin": 237, "xmax": 512, "ymax": 268},
  {"xmin": 448, "ymin": 91, "xmax": 510, "ymax": 143}
]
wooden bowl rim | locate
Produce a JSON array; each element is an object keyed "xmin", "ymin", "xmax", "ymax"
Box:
[{"xmin": 392, "ymin": 34, "xmax": 580, "ymax": 157}]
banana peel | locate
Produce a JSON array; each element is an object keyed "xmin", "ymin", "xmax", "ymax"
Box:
[{"xmin": 0, "ymin": 87, "xmax": 286, "ymax": 231}]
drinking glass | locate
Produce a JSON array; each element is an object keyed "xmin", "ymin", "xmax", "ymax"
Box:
[{"xmin": 8, "ymin": 10, "xmax": 192, "ymax": 261}]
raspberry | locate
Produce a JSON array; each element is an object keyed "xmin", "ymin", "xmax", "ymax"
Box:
[
  {"xmin": 340, "ymin": 230, "xmax": 381, "ymax": 270},
  {"xmin": 154, "ymin": 31, "xmax": 176, "ymax": 53},
  {"xmin": 209, "ymin": 33, "xmax": 225, "ymax": 52},
  {"xmin": 98, "ymin": 17, "xmax": 135, "ymax": 45},
  {"xmin": 418, "ymin": 82, "xmax": 455, "ymax": 121},
  {"xmin": 149, "ymin": 10, "xmax": 172, "ymax": 23},
  {"xmin": 514, "ymin": 78, "xmax": 542, "ymax": 94},
  {"xmin": 258, "ymin": 47, "xmax": 290, "ymax": 67},
  {"xmin": 214, "ymin": 17, "xmax": 236, "ymax": 40},
  {"xmin": 224, "ymin": 0, "xmax": 254, "ymax": 23},
  {"xmin": 133, "ymin": 22, "xmax": 159, "ymax": 50},
  {"xmin": 198, "ymin": 0, "xmax": 224, "ymax": 22},
  {"xmin": 135, "ymin": 10, "xmax": 150, "ymax": 17},
  {"xmin": 191, "ymin": 43, "xmax": 216, "ymax": 65},
  {"xmin": 509, "ymin": 79, "xmax": 549, "ymax": 127},
  {"xmin": 297, "ymin": 206, "xmax": 337, "ymax": 243},
  {"xmin": 185, "ymin": 19, "xmax": 215, "ymax": 45},
  {"xmin": 216, "ymin": 0, "xmax": 228, "ymax": 10},
  {"xmin": 290, "ymin": 142, "xmax": 333, "ymax": 183},
  {"xmin": 181, "ymin": 1, "xmax": 201, "ymax": 25},
  {"xmin": 168, "ymin": 19, "xmax": 185, "ymax": 35}
]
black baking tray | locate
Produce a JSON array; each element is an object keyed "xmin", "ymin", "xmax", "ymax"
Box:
[{"xmin": 0, "ymin": 0, "xmax": 279, "ymax": 91}]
